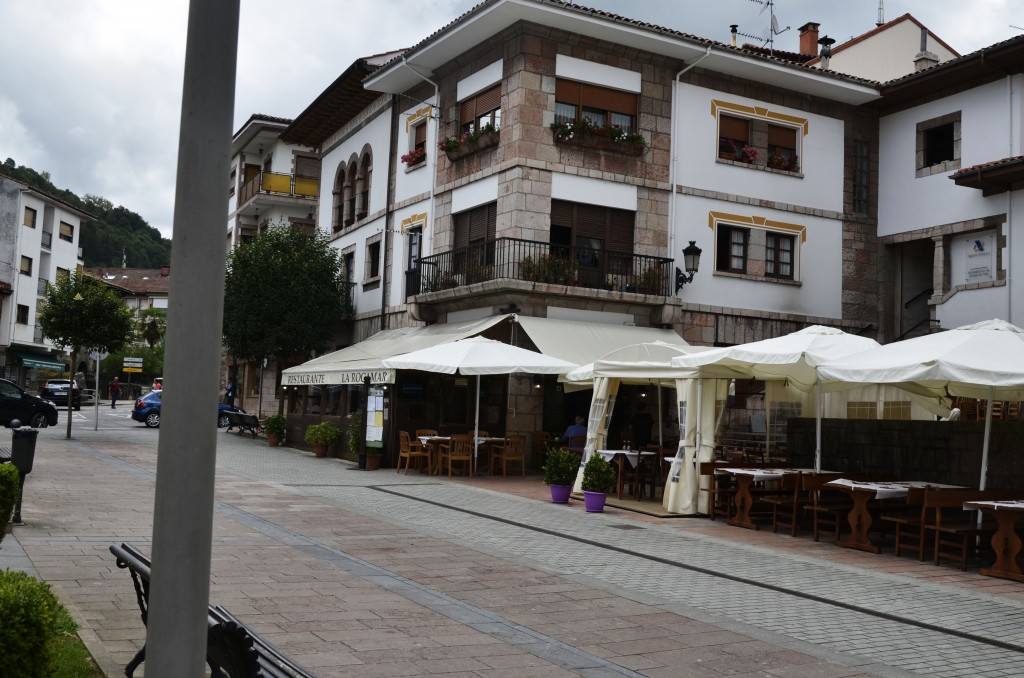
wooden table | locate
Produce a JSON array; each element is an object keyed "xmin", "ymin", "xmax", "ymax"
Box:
[
  {"xmin": 720, "ymin": 468, "xmax": 815, "ymax": 530},
  {"xmin": 963, "ymin": 500, "xmax": 1024, "ymax": 583},
  {"xmin": 598, "ymin": 450, "xmax": 657, "ymax": 499},
  {"xmin": 826, "ymin": 480, "xmax": 961, "ymax": 554},
  {"xmin": 418, "ymin": 436, "xmax": 449, "ymax": 475}
]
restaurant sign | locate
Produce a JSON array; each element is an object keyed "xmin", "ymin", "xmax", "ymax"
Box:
[{"xmin": 284, "ymin": 369, "xmax": 395, "ymax": 386}]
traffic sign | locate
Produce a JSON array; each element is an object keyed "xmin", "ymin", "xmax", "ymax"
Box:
[
  {"xmin": 123, "ymin": 367, "xmax": 143, "ymax": 373},
  {"xmin": 123, "ymin": 357, "xmax": 143, "ymax": 366}
]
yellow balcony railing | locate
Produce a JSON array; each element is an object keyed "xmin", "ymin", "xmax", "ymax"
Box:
[{"xmin": 239, "ymin": 171, "xmax": 319, "ymax": 204}]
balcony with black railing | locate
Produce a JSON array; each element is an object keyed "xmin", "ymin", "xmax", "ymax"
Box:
[
  {"xmin": 37, "ymin": 277, "xmax": 49, "ymax": 296},
  {"xmin": 407, "ymin": 238, "xmax": 674, "ymax": 299}
]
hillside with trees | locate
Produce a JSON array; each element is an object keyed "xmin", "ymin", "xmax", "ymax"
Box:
[{"xmin": 1, "ymin": 158, "xmax": 172, "ymax": 268}]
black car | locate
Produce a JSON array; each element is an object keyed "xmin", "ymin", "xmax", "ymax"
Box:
[
  {"xmin": 39, "ymin": 378, "xmax": 81, "ymax": 410},
  {"xmin": 0, "ymin": 377, "xmax": 59, "ymax": 428},
  {"xmin": 131, "ymin": 390, "xmax": 246, "ymax": 428}
]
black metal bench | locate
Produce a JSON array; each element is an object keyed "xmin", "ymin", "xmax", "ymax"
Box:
[
  {"xmin": 226, "ymin": 411, "xmax": 264, "ymax": 438},
  {"xmin": 109, "ymin": 543, "xmax": 314, "ymax": 678}
]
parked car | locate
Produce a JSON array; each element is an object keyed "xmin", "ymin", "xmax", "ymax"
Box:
[
  {"xmin": 0, "ymin": 377, "xmax": 59, "ymax": 428},
  {"xmin": 130, "ymin": 390, "xmax": 245, "ymax": 428},
  {"xmin": 39, "ymin": 378, "xmax": 81, "ymax": 410}
]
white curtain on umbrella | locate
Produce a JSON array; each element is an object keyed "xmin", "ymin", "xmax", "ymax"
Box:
[{"xmin": 572, "ymin": 377, "xmax": 619, "ymax": 493}]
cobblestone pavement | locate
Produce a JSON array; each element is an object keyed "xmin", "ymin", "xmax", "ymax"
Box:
[{"xmin": 3, "ymin": 420, "xmax": 1024, "ymax": 677}]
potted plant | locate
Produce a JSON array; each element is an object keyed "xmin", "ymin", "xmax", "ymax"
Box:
[
  {"xmin": 263, "ymin": 414, "xmax": 287, "ymax": 447},
  {"xmin": 543, "ymin": 447, "xmax": 579, "ymax": 504},
  {"xmin": 581, "ymin": 452, "xmax": 616, "ymax": 512},
  {"xmin": 400, "ymin": 147, "xmax": 426, "ymax": 168},
  {"xmin": 304, "ymin": 421, "xmax": 341, "ymax": 458},
  {"xmin": 365, "ymin": 446, "xmax": 383, "ymax": 471}
]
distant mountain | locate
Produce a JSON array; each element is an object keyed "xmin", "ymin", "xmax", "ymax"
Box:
[{"xmin": 1, "ymin": 158, "xmax": 173, "ymax": 268}]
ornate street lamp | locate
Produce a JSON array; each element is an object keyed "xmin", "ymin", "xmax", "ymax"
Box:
[{"xmin": 675, "ymin": 240, "xmax": 702, "ymax": 292}]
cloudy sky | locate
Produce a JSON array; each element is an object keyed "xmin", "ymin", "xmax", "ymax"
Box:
[{"xmin": 1, "ymin": 0, "xmax": 1018, "ymax": 239}]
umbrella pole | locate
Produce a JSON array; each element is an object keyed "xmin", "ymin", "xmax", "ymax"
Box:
[
  {"xmin": 980, "ymin": 385, "xmax": 993, "ymax": 491},
  {"xmin": 815, "ymin": 378, "xmax": 822, "ymax": 472},
  {"xmin": 474, "ymin": 374, "xmax": 481, "ymax": 476}
]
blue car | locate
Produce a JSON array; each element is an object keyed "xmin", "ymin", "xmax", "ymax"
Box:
[{"xmin": 130, "ymin": 390, "xmax": 245, "ymax": 428}]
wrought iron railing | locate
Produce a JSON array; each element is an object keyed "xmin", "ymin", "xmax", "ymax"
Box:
[
  {"xmin": 238, "ymin": 171, "xmax": 319, "ymax": 205},
  {"xmin": 407, "ymin": 237, "xmax": 674, "ymax": 298}
]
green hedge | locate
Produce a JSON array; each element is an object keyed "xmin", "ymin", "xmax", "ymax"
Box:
[
  {"xmin": 0, "ymin": 569, "xmax": 62, "ymax": 677},
  {"xmin": 0, "ymin": 464, "xmax": 19, "ymax": 544}
]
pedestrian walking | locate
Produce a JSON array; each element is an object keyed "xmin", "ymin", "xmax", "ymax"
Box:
[
  {"xmin": 225, "ymin": 378, "xmax": 236, "ymax": 408},
  {"xmin": 108, "ymin": 377, "xmax": 121, "ymax": 409}
]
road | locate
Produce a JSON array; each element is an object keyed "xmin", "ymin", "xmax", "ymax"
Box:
[{"xmin": 2, "ymin": 422, "xmax": 1024, "ymax": 677}]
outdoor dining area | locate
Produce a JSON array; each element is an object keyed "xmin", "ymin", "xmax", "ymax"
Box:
[{"xmin": 282, "ymin": 315, "xmax": 1024, "ymax": 583}]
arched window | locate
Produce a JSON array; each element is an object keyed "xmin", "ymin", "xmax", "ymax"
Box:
[
  {"xmin": 332, "ymin": 165, "xmax": 346, "ymax": 232},
  {"xmin": 357, "ymin": 151, "xmax": 372, "ymax": 219},
  {"xmin": 344, "ymin": 159, "xmax": 358, "ymax": 226}
]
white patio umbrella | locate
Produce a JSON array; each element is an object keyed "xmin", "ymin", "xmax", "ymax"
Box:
[
  {"xmin": 671, "ymin": 325, "xmax": 881, "ymax": 471},
  {"xmin": 817, "ymin": 318, "xmax": 1024, "ymax": 489},
  {"xmin": 382, "ymin": 337, "xmax": 576, "ymax": 472}
]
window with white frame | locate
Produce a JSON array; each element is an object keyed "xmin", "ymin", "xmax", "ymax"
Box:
[
  {"xmin": 364, "ymin": 234, "xmax": 382, "ymax": 284},
  {"xmin": 711, "ymin": 212, "xmax": 804, "ymax": 282},
  {"xmin": 555, "ymin": 79, "xmax": 637, "ymax": 132},
  {"xmin": 713, "ymin": 100, "xmax": 805, "ymax": 173}
]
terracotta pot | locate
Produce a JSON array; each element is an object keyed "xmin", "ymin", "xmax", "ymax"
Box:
[
  {"xmin": 267, "ymin": 435, "xmax": 281, "ymax": 447},
  {"xmin": 365, "ymin": 454, "xmax": 382, "ymax": 470},
  {"xmin": 313, "ymin": 443, "xmax": 328, "ymax": 458}
]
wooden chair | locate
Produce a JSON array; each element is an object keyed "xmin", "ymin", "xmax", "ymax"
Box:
[
  {"xmin": 397, "ymin": 431, "xmax": 430, "ymax": 475},
  {"xmin": 439, "ymin": 433, "xmax": 473, "ymax": 477},
  {"xmin": 801, "ymin": 473, "xmax": 849, "ymax": 543},
  {"xmin": 567, "ymin": 435, "xmax": 587, "ymax": 451},
  {"xmin": 926, "ymin": 488, "xmax": 1017, "ymax": 569},
  {"xmin": 415, "ymin": 429, "xmax": 440, "ymax": 473},
  {"xmin": 699, "ymin": 461, "xmax": 736, "ymax": 520},
  {"xmin": 762, "ymin": 471, "xmax": 805, "ymax": 536},
  {"xmin": 492, "ymin": 434, "xmax": 526, "ymax": 476},
  {"xmin": 880, "ymin": 485, "xmax": 930, "ymax": 559}
]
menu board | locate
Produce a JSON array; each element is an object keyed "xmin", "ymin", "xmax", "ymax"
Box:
[{"xmin": 366, "ymin": 387, "xmax": 385, "ymax": 446}]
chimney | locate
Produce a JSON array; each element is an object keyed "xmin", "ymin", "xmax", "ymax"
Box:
[
  {"xmin": 798, "ymin": 22, "xmax": 820, "ymax": 56},
  {"xmin": 160, "ymin": 265, "xmax": 170, "ymax": 277},
  {"xmin": 730, "ymin": 24, "xmax": 738, "ymax": 47},
  {"xmin": 913, "ymin": 27, "xmax": 939, "ymax": 71}
]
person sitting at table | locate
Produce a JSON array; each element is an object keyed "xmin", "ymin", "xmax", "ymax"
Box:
[{"xmin": 561, "ymin": 416, "xmax": 587, "ymax": 443}]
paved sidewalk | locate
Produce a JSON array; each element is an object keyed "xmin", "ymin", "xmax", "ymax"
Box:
[{"xmin": 3, "ymin": 423, "xmax": 1023, "ymax": 677}]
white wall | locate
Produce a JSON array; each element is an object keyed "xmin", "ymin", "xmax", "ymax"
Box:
[
  {"xmin": 394, "ymin": 98, "xmax": 436, "ymax": 205},
  {"xmin": 878, "ymin": 80, "xmax": 1012, "ymax": 236},
  {"xmin": 827, "ymin": 21, "xmax": 958, "ymax": 83},
  {"xmin": 674, "ymin": 195, "xmax": 843, "ymax": 319},
  {"xmin": 676, "ymin": 83, "xmax": 845, "ymax": 214}
]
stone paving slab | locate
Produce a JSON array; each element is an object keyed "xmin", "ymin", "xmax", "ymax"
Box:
[{"xmin": 2, "ymin": 424, "xmax": 1020, "ymax": 676}]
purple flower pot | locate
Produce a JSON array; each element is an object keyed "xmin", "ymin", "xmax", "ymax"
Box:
[
  {"xmin": 583, "ymin": 491, "xmax": 607, "ymax": 513},
  {"xmin": 549, "ymin": 484, "xmax": 572, "ymax": 504}
]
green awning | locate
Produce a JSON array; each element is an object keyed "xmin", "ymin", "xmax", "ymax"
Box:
[{"xmin": 9, "ymin": 350, "xmax": 67, "ymax": 371}]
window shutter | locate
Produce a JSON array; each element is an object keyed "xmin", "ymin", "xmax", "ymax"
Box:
[
  {"xmin": 580, "ymin": 83, "xmax": 637, "ymax": 116},
  {"xmin": 720, "ymin": 115, "xmax": 749, "ymax": 143},
  {"xmin": 551, "ymin": 199, "xmax": 573, "ymax": 227},
  {"xmin": 414, "ymin": 122, "xmax": 426, "ymax": 145},
  {"xmin": 555, "ymin": 79, "xmax": 581, "ymax": 105},
  {"xmin": 575, "ymin": 204, "xmax": 607, "ymax": 241},
  {"xmin": 295, "ymin": 155, "xmax": 319, "ymax": 179},
  {"xmin": 606, "ymin": 209, "xmax": 634, "ymax": 253},
  {"xmin": 767, "ymin": 124, "xmax": 796, "ymax": 149},
  {"xmin": 453, "ymin": 211, "xmax": 470, "ymax": 249},
  {"xmin": 475, "ymin": 85, "xmax": 500, "ymax": 114}
]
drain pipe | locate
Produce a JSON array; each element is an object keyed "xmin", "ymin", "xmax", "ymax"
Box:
[
  {"xmin": 380, "ymin": 94, "xmax": 400, "ymax": 332},
  {"xmin": 669, "ymin": 47, "xmax": 712, "ymax": 289},
  {"xmin": 1007, "ymin": 74, "xmax": 1015, "ymax": 324}
]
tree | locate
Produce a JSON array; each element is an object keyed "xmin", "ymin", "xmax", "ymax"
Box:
[
  {"xmin": 223, "ymin": 224, "xmax": 349, "ymax": 410},
  {"xmin": 138, "ymin": 308, "xmax": 166, "ymax": 348},
  {"xmin": 38, "ymin": 272, "xmax": 135, "ymax": 438}
]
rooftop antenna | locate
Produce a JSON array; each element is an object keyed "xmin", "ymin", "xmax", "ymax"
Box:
[
  {"xmin": 1011, "ymin": 24, "xmax": 1024, "ymax": 32},
  {"xmin": 877, "ymin": 0, "xmax": 885, "ymax": 27},
  {"xmin": 745, "ymin": 0, "xmax": 789, "ymax": 54}
]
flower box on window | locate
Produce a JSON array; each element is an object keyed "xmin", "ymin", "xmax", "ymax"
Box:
[
  {"xmin": 443, "ymin": 130, "xmax": 500, "ymax": 161},
  {"xmin": 550, "ymin": 119, "xmax": 645, "ymax": 157},
  {"xmin": 400, "ymin": 147, "xmax": 427, "ymax": 169}
]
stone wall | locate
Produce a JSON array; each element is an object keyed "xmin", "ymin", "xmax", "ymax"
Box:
[{"xmin": 788, "ymin": 417, "xmax": 1024, "ymax": 489}]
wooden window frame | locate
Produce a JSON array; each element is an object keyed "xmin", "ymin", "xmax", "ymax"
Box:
[
  {"xmin": 765, "ymin": 231, "xmax": 795, "ymax": 279},
  {"xmin": 716, "ymin": 225, "xmax": 748, "ymax": 274},
  {"xmin": 554, "ymin": 79, "xmax": 637, "ymax": 133},
  {"xmin": 459, "ymin": 84, "xmax": 501, "ymax": 134},
  {"xmin": 59, "ymin": 221, "xmax": 74, "ymax": 242}
]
